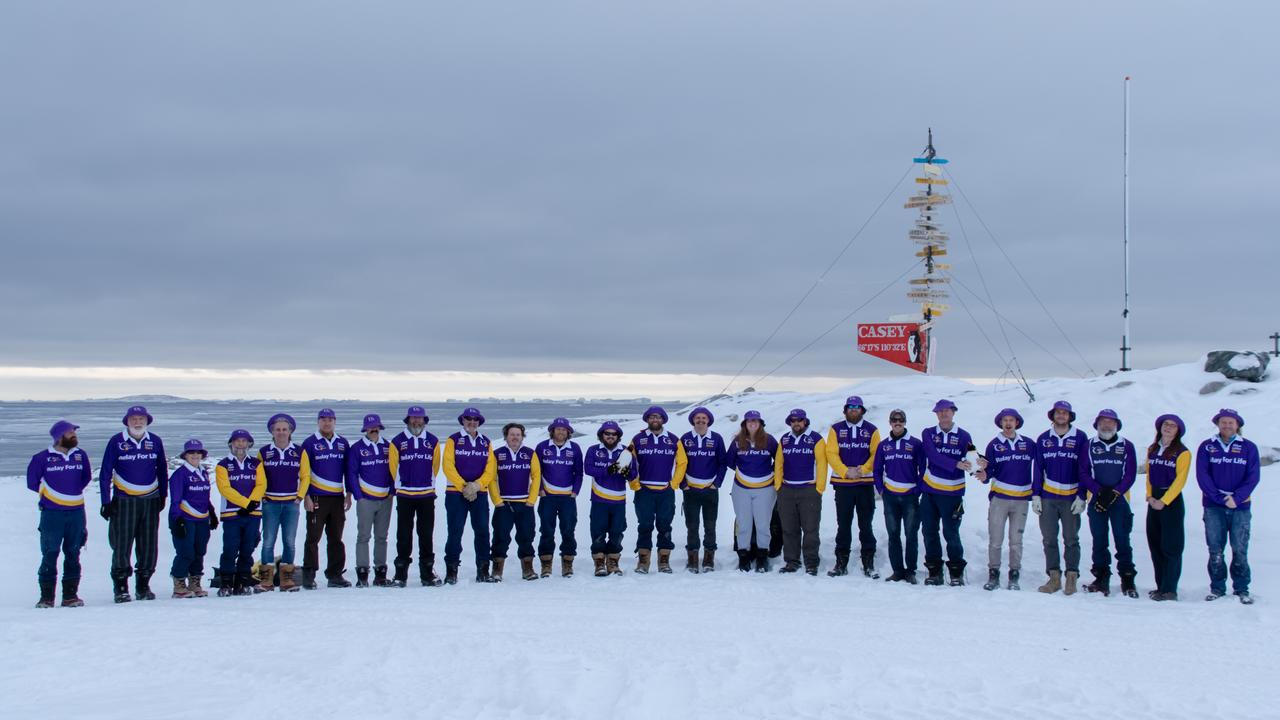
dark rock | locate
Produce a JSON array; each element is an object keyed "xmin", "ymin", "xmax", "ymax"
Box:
[
  {"xmin": 1199, "ymin": 381, "xmax": 1228, "ymax": 395},
  {"xmin": 1204, "ymin": 351, "xmax": 1270, "ymax": 382}
]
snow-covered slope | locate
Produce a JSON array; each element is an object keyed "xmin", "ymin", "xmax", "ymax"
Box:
[{"xmin": 2, "ymin": 361, "xmax": 1277, "ymax": 719}]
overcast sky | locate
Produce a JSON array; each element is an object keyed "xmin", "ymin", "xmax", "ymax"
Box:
[{"xmin": 0, "ymin": 1, "xmax": 1271, "ymax": 398}]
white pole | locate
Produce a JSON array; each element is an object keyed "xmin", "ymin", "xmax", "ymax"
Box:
[{"xmin": 1121, "ymin": 75, "xmax": 1132, "ymax": 371}]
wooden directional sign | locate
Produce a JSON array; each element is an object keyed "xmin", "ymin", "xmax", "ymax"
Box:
[
  {"xmin": 922, "ymin": 163, "xmax": 944, "ymax": 176},
  {"xmin": 913, "ymin": 158, "xmax": 949, "ymax": 164},
  {"xmin": 915, "ymin": 247, "xmax": 948, "ymax": 257},
  {"xmin": 909, "ymin": 277, "xmax": 951, "ymax": 285},
  {"xmin": 904, "ymin": 193, "xmax": 953, "ymax": 209},
  {"xmin": 914, "ymin": 177, "xmax": 949, "ymax": 185},
  {"xmin": 915, "ymin": 219, "xmax": 944, "ymax": 229},
  {"xmin": 908, "ymin": 229, "xmax": 950, "ymax": 241},
  {"xmin": 907, "ymin": 290, "xmax": 949, "ymax": 300}
]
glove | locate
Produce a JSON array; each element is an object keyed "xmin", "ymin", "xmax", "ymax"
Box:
[
  {"xmin": 1091, "ymin": 489, "xmax": 1118, "ymax": 514},
  {"xmin": 245, "ymin": 500, "xmax": 260, "ymax": 513},
  {"xmin": 614, "ymin": 450, "xmax": 633, "ymax": 470},
  {"xmin": 606, "ymin": 463, "xmax": 622, "ymax": 476},
  {"xmin": 99, "ymin": 501, "xmax": 114, "ymax": 520},
  {"xmin": 462, "ymin": 482, "xmax": 479, "ymax": 502},
  {"xmin": 173, "ymin": 516, "xmax": 187, "ymax": 539},
  {"xmin": 1031, "ymin": 496, "xmax": 1042, "ymax": 515},
  {"xmin": 1070, "ymin": 497, "xmax": 1086, "ymax": 515},
  {"xmin": 209, "ymin": 513, "xmax": 219, "ymax": 530}
]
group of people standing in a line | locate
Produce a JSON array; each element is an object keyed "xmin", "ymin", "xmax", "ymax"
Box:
[{"xmin": 26, "ymin": 396, "xmax": 1261, "ymax": 608}]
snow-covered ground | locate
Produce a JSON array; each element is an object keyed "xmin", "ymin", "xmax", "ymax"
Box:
[{"xmin": 2, "ymin": 360, "xmax": 1278, "ymax": 718}]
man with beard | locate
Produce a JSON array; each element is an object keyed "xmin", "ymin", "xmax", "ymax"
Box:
[
  {"xmin": 99, "ymin": 405, "xmax": 169, "ymax": 602},
  {"xmin": 627, "ymin": 406, "xmax": 688, "ymax": 574},
  {"xmin": 28, "ymin": 420, "xmax": 92, "ymax": 607}
]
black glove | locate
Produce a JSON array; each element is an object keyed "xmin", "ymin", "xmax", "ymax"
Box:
[
  {"xmin": 209, "ymin": 513, "xmax": 219, "ymax": 531},
  {"xmin": 237, "ymin": 506, "xmax": 253, "ymax": 518},
  {"xmin": 246, "ymin": 500, "xmax": 260, "ymax": 513},
  {"xmin": 99, "ymin": 501, "xmax": 114, "ymax": 520},
  {"xmin": 1092, "ymin": 489, "xmax": 1118, "ymax": 514},
  {"xmin": 173, "ymin": 516, "xmax": 187, "ymax": 539}
]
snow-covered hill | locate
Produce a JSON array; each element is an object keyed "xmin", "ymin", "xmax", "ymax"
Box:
[{"xmin": 2, "ymin": 360, "xmax": 1277, "ymax": 718}]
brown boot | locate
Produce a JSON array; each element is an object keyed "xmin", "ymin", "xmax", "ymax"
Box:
[
  {"xmin": 636, "ymin": 549, "xmax": 651, "ymax": 574},
  {"xmin": 1064, "ymin": 571, "xmax": 1080, "ymax": 596},
  {"xmin": 521, "ymin": 557, "xmax": 538, "ymax": 581},
  {"xmin": 702, "ymin": 549, "xmax": 716, "ymax": 572},
  {"xmin": 593, "ymin": 553, "xmax": 607, "ymax": 576},
  {"xmin": 256, "ymin": 562, "xmax": 275, "ymax": 593},
  {"xmin": 561, "ymin": 555, "xmax": 574, "ymax": 578},
  {"xmin": 1038, "ymin": 570, "xmax": 1062, "ymax": 594},
  {"xmin": 187, "ymin": 575, "xmax": 207, "ymax": 598},
  {"xmin": 539, "ymin": 555, "xmax": 553, "ymax": 578},
  {"xmin": 657, "ymin": 549, "xmax": 672, "ymax": 574},
  {"xmin": 279, "ymin": 564, "xmax": 298, "ymax": 592},
  {"xmin": 491, "ymin": 558, "xmax": 506, "ymax": 582},
  {"xmin": 171, "ymin": 576, "xmax": 193, "ymax": 599},
  {"xmin": 686, "ymin": 550, "xmax": 700, "ymax": 573},
  {"xmin": 607, "ymin": 553, "xmax": 623, "ymax": 575}
]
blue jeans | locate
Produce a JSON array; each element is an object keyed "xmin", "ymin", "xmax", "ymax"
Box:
[
  {"xmin": 38, "ymin": 508, "xmax": 87, "ymax": 584},
  {"xmin": 492, "ymin": 502, "xmax": 537, "ymax": 559},
  {"xmin": 1088, "ymin": 498, "xmax": 1134, "ymax": 576},
  {"xmin": 170, "ymin": 515, "xmax": 211, "ymax": 578},
  {"xmin": 260, "ymin": 500, "xmax": 300, "ymax": 565},
  {"xmin": 444, "ymin": 492, "xmax": 491, "ymax": 568},
  {"xmin": 537, "ymin": 495, "xmax": 578, "ymax": 557},
  {"xmin": 1204, "ymin": 505, "xmax": 1251, "ymax": 595},
  {"xmin": 920, "ymin": 492, "xmax": 964, "ymax": 566},
  {"xmin": 634, "ymin": 487, "xmax": 675, "ymax": 551},
  {"xmin": 882, "ymin": 493, "xmax": 921, "ymax": 575},
  {"xmin": 219, "ymin": 515, "xmax": 261, "ymax": 575},
  {"xmin": 590, "ymin": 502, "xmax": 627, "ymax": 555}
]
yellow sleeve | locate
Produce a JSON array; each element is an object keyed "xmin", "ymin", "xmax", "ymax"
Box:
[
  {"xmin": 859, "ymin": 430, "xmax": 881, "ymax": 478},
  {"xmin": 671, "ymin": 441, "xmax": 688, "ymax": 489},
  {"xmin": 487, "ymin": 453, "xmax": 502, "ymax": 505},
  {"xmin": 814, "ymin": 438, "xmax": 829, "ymax": 494},
  {"xmin": 297, "ymin": 450, "xmax": 311, "ymax": 498},
  {"xmin": 627, "ymin": 442, "xmax": 640, "ymax": 491},
  {"xmin": 217, "ymin": 465, "xmax": 251, "ymax": 508},
  {"xmin": 480, "ymin": 447, "xmax": 497, "ymax": 491},
  {"xmin": 774, "ymin": 442, "xmax": 785, "ymax": 489},
  {"xmin": 388, "ymin": 443, "xmax": 400, "ymax": 483},
  {"xmin": 442, "ymin": 438, "xmax": 465, "ymax": 491},
  {"xmin": 431, "ymin": 442, "xmax": 442, "ymax": 484},
  {"xmin": 1160, "ymin": 451, "xmax": 1191, "ymax": 505},
  {"xmin": 528, "ymin": 454, "xmax": 542, "ymax": 505},
  {"xmin": 825, "ymin": 428, "xmax": 847, "ymax": 480},
  {"xmin": 249, "ymin": 456, "xmax": 266, "ymax": 502}
]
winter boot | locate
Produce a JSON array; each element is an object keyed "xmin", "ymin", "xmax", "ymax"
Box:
[
  {"xmin": 885, "ymin": 570, "xmax": 906, "ymax": 582},
  {"xmin": 172, "ymin": 576, "xmax": 193, "ymax": 599},
  {"xmin": 1064, "ymin": 570, "xmax": 1079, "ymax": 596},
  {"xmin": 279, "ymin": 564, "xmax": 299, "ymax": 592},
  {"xmin": 421, "ymin": 556, "xmax": 444, "ymax": 587},
  {"xmin": 188, "ymin": 575, "xmax": 208, "ymax": 598},
  {"xmin": 490, "ymin": 558, "xmax": 506, "ymax": 582},
  {"xmin": 135, "ymin": 573, "xmax": 156, "ymax": 601},
  {"xmin": 539, "ymin": 555, "xmax": 554, "ymax": 578},
  {"xmin": 702, "ymin": 549, "xmax": 715, "ymax": 572},
  {"xmin": 903, "ymin": 571, "xmax": 919, "ymax": 584},
  {"xmin": 301, "ymin": 568, "xmax": 318, "ymax": 590},
  {"xmin": 217, "ymin": 571, "xmax": 235, "ymax": 597},
  {"xmin": 327, "ymin": 571, "xmax": 352, "ymax": 588},
  {"xmin": 355, "ymin": 567, "xmax": 370, "ymax": 588},
  {"xmin": 1007, "ymin": 569, "xmax": 1021, "ymax": 591},
  {"xmin": 1204, "ymin": 590, "xmax": 1226, "ymax": 601},
  {"xmin": 805, "ymin": 564, "xmax": 819, "ymax": 576},
  {"xmin": 391, "ymin": 562, "xmax": 408, "ymax": 588},
  {"xmin": 561, "ymin": 555, "xmax": 574, "ymax": 578},
  {"xmin": 657, "ymin": 549, "xmax": 673, "ymax": 574},
  {"xmin": 779, "ymin": 561, "xmax": 801, "ymax": 573},
  {"xmin": 36, "ymin": 581, "xmax": 56, "ymax": 608},
  {"xmin": 1237, "ymin": 591, "xmax": 1254, "ymax": 605},
  {"xmin": 686, "ymin": 550, "xmax": 700, "ymax": 574},
  {"xmin": 924, "ymin": 562, "xmax": 944, "ymax": 586},
  {"xmin": 477, "ymin": 563, "xmax": 498, "ymax": 583},
  {"xmin": 946, "ymin": 560, "xmax": 966, "ymax": 587},
  {"xmin": 827, "ymin": 553, "xmax": 850, "ymax": 577},
  {"xmin": 593, "ymin": 553, "xmax": 607, "ymax": 577},
  {"xmin": 983, "ymin": 569, "xmax": 1001, "ymax": 591},
  {"xmin": 754, "ymin": 549, "xmax": 770, "ymax": 573},
  {"xmin": 444, "ymin": 563, "xmax": 459, "ymax": 585},
  {"xmin": 373, "ymin": 565, "xmax": 389, "ymax": 587},
  {"xmin": 61, "ymin": 577, "xmax": 84, "ymax": 607},
  {"xmin": 736, "ymin": 550, "xmax": 752, "ymax": 572},
  {"xmin": 1038, "ymin": 570, "xmax": 1062, "ymax": 594},
  {"xmin": 606, "ymin": 553, "xmax": 623, "ymax": 575},
  {"xmin": 521, "ymin": 557, "xmax": 538, "ymax": 581},
  {"xmin": 257, "ymin": 563, "xmax": 276, "ymax": 593},
  {"xmin": 636, "ymin": 549, "xmax": 651, "ymax": 574},
  {"xmin": 861, "ymin": 553, "xmax": 879, "ymax": 579},
  {"xmin": 1084, "ymin": 567, "xmax": 1111, "ymax": 596},
  {"xmin": 1119, "ymin": 571, "xmax": 1138, "ymax": 599},
  {"xmin": 112, "ymin": 573, "xmax": 131, "ymax": 603}
]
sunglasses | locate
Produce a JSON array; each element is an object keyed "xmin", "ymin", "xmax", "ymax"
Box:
[{"xmin": 845, "ymin": 405, "xmax": 864, "ymax": 411}]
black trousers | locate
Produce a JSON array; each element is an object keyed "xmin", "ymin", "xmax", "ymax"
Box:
[
  {"xmin": 108, "ymin": 494, "xmax": 163, "ymax": 579},
  {"xmin": 777, "ymin": 484, "xmax": 822, "ymax": 567},
  {"xmin": 834, "ymin": 484, "xmax": 877, "ymax": 559},
  {"xmin": 303, "ymin": 494, "xmax": 347, "ymax": 579},
  {"xmin": 394, "ymin": 496, "xmax": 436, "ymax": 576},
  {"xmin": 682, "ymin": 487, "xmax": 719, "ymax": 551},
  {"xmin": 1146, "ymin": 494, "xmax": 1185, "ymax": 593}
]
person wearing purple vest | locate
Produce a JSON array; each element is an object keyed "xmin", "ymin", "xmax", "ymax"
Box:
[
  {"xmin": 920, "ymin": 399, "xmax": 979, "ymax": 586},
  {"xmin": 679, "ymin": 407, "xmax": 726, "ymax": 573},
  {"xmin": 627, "ymin": 406, "xmax": 688, "ymax": 574},
  {"xmin": 100, "ymin": 404, "xmax": 169, "ymax": 602},
  {"xmin": 1082, "ymin": 409, "xmax": 1138, "ymax": 598},
  {"xmin": 1196, "ymin": 408, "xmax": 1261, "ymax": 604},
  {"xmin": 586, "ymin": 421, "xmax": 635, "ymax": 576},
  {"xmin": 347, "ymin": 413, "xmax": 399, "ymax": 588},
  {"xmin": 873, "ymin": 409, "xmax": 926, "ymax": 583},
  {"xmin": 975, "ymin": 409, "xmax": 1037, "ymax": 591},
  {"xmin": 775, "ymin": 409, "xmax": 827, "ymax": 575},
  {"xmin": 824, "ymin": 396, "xmax": 882, "ymax": 577},
  {"xmin": 28, "ymin": 420, "xmax": 92, "ymax": 608},
  {"xmin": 727, "ymin": 411, "xmax": 779, "ymax": 573},
  {"xmin": 1032, "ymin": 400, "xmax": 1089, "ymax": 595},
  {"xmin": 442, "ymin": 408, "xmax": 498, "ymax": 584},
  {"xmin": 535, "ymin": 417, "xmax": 584, "ymax": 578},
  {"xmin": 1144, "ymin": 414, "xmax": 1189, "ymax": 601},
  {"xmin": 255, "ymin": 413, "xmax": 305, "ymax": 592},
  {"xmin": 169, "ymin": 440, "xmax": 215, "ymax": 599},
  {"xmin": 489, "ymin": 423, "xmax": 542, "ymax": 581},
  {"xmin": 215, "ymin": 429, "xmax": 265, "ymax": 596},
  {"xmin": 391, "ymin": 406, "xmax": 443, "ymax": 587},
  {"xmin": 300, "ymin": 408, "xmax": 352, "ymax": 589}
]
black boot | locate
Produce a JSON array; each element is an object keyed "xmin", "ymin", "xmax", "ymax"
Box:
[
  {"xmin": 779, "ymin": 561, "xmax": 801, "ymax": 573},
  {"xmin": 903, "ymin": 571, "xmax": 919, "ymax": 585},
  {"xmin": 736, "ymin": 550, "xmax": 752, "ymax": 572},
  {"xmin": 392, "ymin": 561, "xmax": 409, "ymax": 588},
  {"xmin": 301, "ymin": 568, "xmax": 318, "ymax": 590},
  {"xmin": 1007, "ymin": 569, "xmax": 1021, "ymax": 591},
  {"xmin": 445, "ymin": 563, "xmax": 459, "ymax": 585},
  {"xmin": 924, "ymin": 562, "xmax": 944, "ymax": 586},
  {"xmin": 36, "ymin": 581, "xmax": 56, "ymax": 608},
  {"xmin": 827, "ymin": 553, "xmax": 850, "ymax": 577},
  {"xmin": 861, "ymin": 553, "xmax": 880, "ymax": 579},
  {"xmin": 355, "ymin": 567, "xmax": 370, "ymax": 588},
  {"xmin": 804, "ymin": 563, "xmax": 818, "ymax": 576},
  {"xmin": 328, "ymin": 571, "xmax": 352, "ymax": 588},
  {"xmin": 112, "ymin": 572, "xmax": 131, "ymax": 603},
  {"xmin": 885, "ymin": 570, "xmax": 906, "ymax": 582},
  {"xmin": 754, "ymin": 549, "xmax": 770, "ymax": 573},
  {"xmin": 373, "ymin": 565, "xmax": 389, "ymax": 587},
  {"xmin": 1085, "ymin": 566, "xmax": 1111, "ymax": 596},
  {"xmin": 216, "ymin": 571, "xmax": 234, "ymax": 597},
  {"xmin": 946, "ymin": 560, "xmax": 966, "ymax": 587},
  {"xmin": 134, "ymin": 572, "xmax": 156, "ymax": 601},
  {"xmin": 983, "ymin": 568, "xmax": 1000, "ymax": 591},
  {"xmin": 235, "ymin": 570, "xmax": 256, "ymax": 595},
  {"xmin": 1119, "ymin": 571, "xmax": 1138, "ymax": 599},
  {"xmin": 476, "ymin": 564, "xmax": 497, "ymax": 583},
  {"xmin": 61, "ymin": 577, "xmax": 84, "ymax": 607},
  {"xmin": 421, "ymin": 556, "xmax": 443, "ymax": 587}
]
